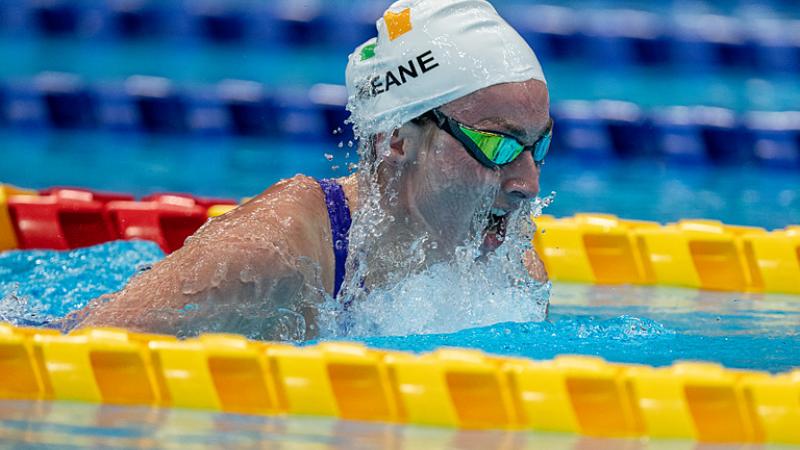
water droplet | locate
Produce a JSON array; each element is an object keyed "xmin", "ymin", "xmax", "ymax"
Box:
[
  {"xmin": 324, "ymin": 153, "xmax": 334, "ymax": 161},
  {"xmin": 337, "ymin": 142, "xmax": 344, "ymax": 148}
]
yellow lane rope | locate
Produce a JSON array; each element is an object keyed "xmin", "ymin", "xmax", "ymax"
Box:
[{"xmin": 1, "ymin": 324, "xmax": 798, "ymax": 444}]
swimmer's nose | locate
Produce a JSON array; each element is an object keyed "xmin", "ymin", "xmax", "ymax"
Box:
[{"xmin": 501, "ymin": 150, "xmax": 540, "ymax": 201}]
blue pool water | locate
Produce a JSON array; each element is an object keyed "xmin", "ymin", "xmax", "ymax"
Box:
[
  {"xmin": 2, "ymin": 129, "xmax": 799, "ymax": 229},
  {"xmin": 0, "ymin": 399, "xmax": 788, "ymax": 449},
  {"xmin": 1, "ymin": 0, "xmax": 799, "ymax": 446},
  {"xmin": 2, "ymin": 240, "xmax": 799, "ymax": 373},
  {"xmin": 0, "ymin": 241, "xmax": 164, "ymax": 325}
]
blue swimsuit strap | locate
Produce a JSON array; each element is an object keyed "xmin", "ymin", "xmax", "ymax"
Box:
[{"xmin": 316, "ymin": 178, "xmax": 352, "ymax": 299}]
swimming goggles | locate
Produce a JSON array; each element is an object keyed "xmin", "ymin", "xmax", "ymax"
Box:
[{"xmin": 425, "ymin": 108, "xmax": 553, "ymax": 169}]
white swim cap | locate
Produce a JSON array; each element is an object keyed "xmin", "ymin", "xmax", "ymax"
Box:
[{"xmin": 346, "ymin": 0, "xmax": 546, "ymax": 135}]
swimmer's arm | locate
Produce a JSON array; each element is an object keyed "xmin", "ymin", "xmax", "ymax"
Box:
[
  {"xmin": 73, "ymin": 237, "xmax": 315, "ymax": 339},
  {"xmin": 74, "ymin": 177, "xmax": 331, "ymax": 340}
]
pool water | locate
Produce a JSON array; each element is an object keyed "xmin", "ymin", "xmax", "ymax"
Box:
[
  {"xmin": 1, "ymin": 0, "xmax": 799, "ymax": 446},
  {"xmin": 2, "ymin": 240, "xmax": 799, "ymax": 373},
  {"xmin": 1, "ymin": 242, "xmax": 799, "ymax": 449},
  {"xmin": 0, "ymin": 399, "xmax": 789, "ymax": 449},
  {"xmin": 2, "ymin": 129, "xmax": 799, "ymax": 230}
]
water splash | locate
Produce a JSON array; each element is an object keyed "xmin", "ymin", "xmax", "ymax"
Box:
[
  {"xmin": 0, "ymin": 241, "xmax": 164, "ymax": 327},
  {"xmin": 315, "ymin": 117, "xmax": 553, "ymax": 337},
  {"xmin": 532, "ymin": 191, "xmax": 556, "ymax": 217},
  {"xmin": 323, "ymin": 263, "xmax": 550, "ymax": 338}
]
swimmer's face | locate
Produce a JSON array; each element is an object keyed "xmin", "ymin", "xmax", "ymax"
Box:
[{"xmin": 397, "ymin": 79, "xmax": 549, "ymax": 253}]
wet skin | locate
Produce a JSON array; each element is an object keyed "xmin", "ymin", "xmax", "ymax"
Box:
[{"xmin": 75, "ymin": 79, "xmax": 550, "ymax": 340}]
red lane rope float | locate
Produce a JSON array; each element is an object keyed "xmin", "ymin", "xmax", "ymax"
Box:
[{"xmin": 1, "ymin": 184, "xmax": 799, "ymax": 293}]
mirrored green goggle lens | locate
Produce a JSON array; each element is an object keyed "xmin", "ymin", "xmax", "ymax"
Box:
[{"xmin": 460, "ymin": 126, "xmax": 550, "ymax": 166}]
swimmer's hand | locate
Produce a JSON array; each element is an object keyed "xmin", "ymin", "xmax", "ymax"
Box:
[{"xmin": 524, "ymin": 248, "xmax": 548, "ymax": 284}]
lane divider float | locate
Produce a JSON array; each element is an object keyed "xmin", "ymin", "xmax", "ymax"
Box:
[
  {"xmin": 534, "ymin": 213, "xmax": 800, "ymax": 294},
  {"xmin": 0, "ymin": 323, "xmax": 798, "ymax": 444},
  {"xmin": 1, "ymin": 184, "xmax": 799, "ymax": 293}
]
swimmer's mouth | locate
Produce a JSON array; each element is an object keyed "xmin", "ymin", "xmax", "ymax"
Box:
[{"xmin": 482, "ymin": 208, "xmax": 509, "ymax": 252}]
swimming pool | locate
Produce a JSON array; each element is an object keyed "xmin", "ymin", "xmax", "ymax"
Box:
[
  {"xmin": 3, "ymin": 122, "xmax": 798, "ymax": 444},
  {"xmin": 1, "ymin": 0, "xmax": 799, "ymax": 446},
  {"xmin": 2, "ymin": 239, "xmax": 800, "ymax": 373},
  {"xmin": 1, "ymin": 239, "xmax": 799, "ymax": 447},
  {"xmin": 1, "ymin": 399, "xmax": 786, "ymax": 449},
  {"xmin": 1, "ymin": 92, "xmax": 800, "ymax": 449},
  {"xmin": 2, "ymin": 128, "xmax": 798, "ymax": 228}
]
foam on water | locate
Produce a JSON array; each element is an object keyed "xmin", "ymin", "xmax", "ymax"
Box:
[{"xmin": 327, "ymin": 260, "xmax": 550, "ymax": 337}]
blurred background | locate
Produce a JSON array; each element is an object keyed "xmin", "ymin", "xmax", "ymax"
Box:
[{"xmin": 0, "ymin": 0, "xmax": 798, "ymax": 228}]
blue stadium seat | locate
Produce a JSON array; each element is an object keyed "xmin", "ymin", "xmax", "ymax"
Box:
[
  {"xmin": 651, "ymin": 107, "xmax": 707, "ymax": 164},
  {"xmin": 270, "ymin": 1, "xmax": 328, "ymax": 47},
  {"xmin": 671, "ymin": 15, "xmax": 755, "ymax": 70},
  {"xmin": 308, "ymin": 83, "xmax": 352, "ymax": 143},
  {"xmin": 184, "ymin": 88, "xmax": 230, "ymax": 136},
  {"xmin": 0, "ymin": 1, "xmax": 32, "ymax": 37},
  {"xmin": 718, "ymin": 40, "xmax": 757, "ymax": 71},
  {"xmin": 107, "ymin": 0, "xmax": 169, "ymax": 39},
  {"xmin": 29, "ymin": 0, "xmax": 82, "ymax": 36},
  {"xmin": 503, "ymin": 5, "xmax": 580, "ymax": 61},
  {"xmin": 629, "ymin": 21, "xmax": 673, "ymax": 66},
  {"xmin": 0, "ymin": 3, "xmax": 8, "ymax": 33},
  {"xmin": 323, "ymin": 3, "xmax": 381, "ymax": 50},
  {"xmin": 692, "ymin": 106, "xmax": 751, "ymax": 164},
  {"xmin": 669, "ymin": 16, "xmax": 719, "ymax": 70},
  {"xmin": 191, "ymin": 2, "xmax": 250, "ymax": 44},
  {"xmin": 274, "ymin": 88, "xmax": 326, "ymax": 141},
  {"xmin": 745, "ymin": 111, "xmax": 800, "ymax": 168},
  {"xmin": 124, "ymin": 76, "xmax": 187, "ymax": 134},
  {"xmin": 550, "ymin": 101, "xmax": 614, "ymax": 159},
  {"xmin": 34, "ymin": 72, "xmax": 96, "ymax": 129},
  {"xmin": 750, "ymin": 20, "xmax": 800, "ymax": 73},
  {"xmin": 217, "ymin": 79, "xmax": 280, "ymax": 137},
  {"xmin": 594, "ymin": 100, "xmax": 653, "ymax": 157},
  {"xmin": 1, "ymin": 81, "xmax": 47, "ymax": 129},
  {"xmin": 94, "ymin": 82, "xmax": 139, "ymax": 132},
  {"xmin": 578, "ymin": 11, "xmax": 664, "ymax": 67},
  {"xmin": 579, "ymin": 33, "xmax": 635, "ymax": 68}
]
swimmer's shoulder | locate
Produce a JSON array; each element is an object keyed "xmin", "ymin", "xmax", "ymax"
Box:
[
  {"xmin": 197, "ymin": 175, "xmax": 334, "ymax": 276},
  {"xmin": 210, "ymin": 175, "xmax": 329, "ymax": 244}
]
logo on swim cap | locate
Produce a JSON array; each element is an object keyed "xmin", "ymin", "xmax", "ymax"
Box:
[
  {"xmin": 360, "ymin": 43, "xmax": 377, "ymax": 61},
  {"xmin": 384, "ymin": 8, "xmax": 412, "ymax": 41}
]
